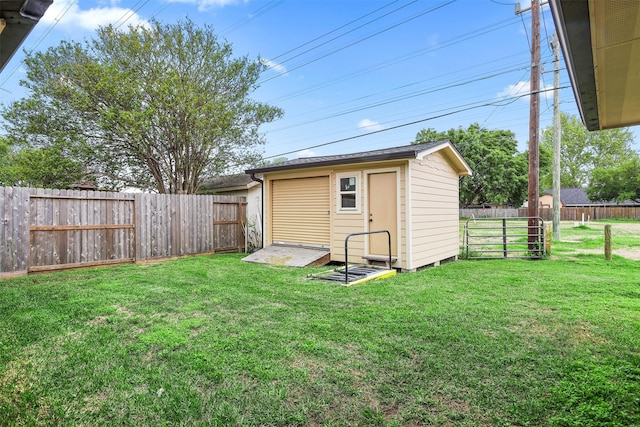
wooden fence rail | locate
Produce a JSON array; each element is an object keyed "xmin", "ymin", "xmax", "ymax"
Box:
[
  {"xmin": 1, "ymin": 187, "xmax": 246, "ymax": 277},
  {"xmin": 460, "ymin": 207, "xmax": 640, "ymax": 221}
]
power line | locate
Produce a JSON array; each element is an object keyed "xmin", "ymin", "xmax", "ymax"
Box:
[
  {"xmin": 519, "ymin": 10, "xmax": 531, "ymax": 53},
  {"xmin": 220, "ymin": 0, "xmax": 286, "ymax": 36},
  {"xmin": 266, "ymin": 0, "xmax": 418, "ymax": 69},
  {"xmin": 264, "ymin": 75, "xmax": 573, "ymax": 155},
  {"xmin": 0, "ymin": 0, "xmax": 77, "ymax": 90},
  {"xmin": 266, "ymin": 51, "xmax": 553, "ymax": 125},
  {"xmin": 266, "ymin": 15, "xmax": 522, "ymax": 103},
  {"xmin": 259, "ymin": 0, "xmax": 456, "ymax": 84},
  {"xmin": 262, "ymin": 62, "xmax": 566, "ymax": 156},
  {"xmin": 267, "ymin": 63, "xmax": 541, "ymax": 134},
  {"xmin": 481, "ymin": 67, "xmax": 531, "ymax": 126},
  {"xmin": 263, "ymin": 86, "xmax": 569, "ymax": 160},
  {"xmin": 269, "ymin": 0, "xmax": 404, "ymax": 63},
  {"xmin": 113, "ymin": 0, "xmax": 151, "ymax": 29}
]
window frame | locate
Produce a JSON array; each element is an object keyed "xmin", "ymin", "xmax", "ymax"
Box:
[{"xmin": 336, "ymin": 172, "xmax": 361, "ymax": 214}]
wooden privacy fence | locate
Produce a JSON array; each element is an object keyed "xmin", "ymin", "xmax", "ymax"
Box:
[
  {"xmin": 533, "ymin": 207, "xmax": 640, "ymax": 221},
  {"xmin": 461, "ymin": 207, "xmax": 640, "ymax": 220},
  {"xmin": 1, "ymin": 187, "xmax": 246, "ymax": 277}
]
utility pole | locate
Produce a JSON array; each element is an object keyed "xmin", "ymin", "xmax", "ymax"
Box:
[
  {"xmin": 527, "ymin": 0, "xmax": 541, "ymax": 252},
  {"xmin": 551, "ymin": 34, "xmax": 561, "ymax": 242}
]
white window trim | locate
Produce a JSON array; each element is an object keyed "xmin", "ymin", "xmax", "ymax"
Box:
[{"xmin": 336, "ymin": 172, "xmax": 361, "ymax": 214}]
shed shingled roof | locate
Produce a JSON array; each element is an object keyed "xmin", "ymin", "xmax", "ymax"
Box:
[
  {"xmin": 245, "ymin": 140, "xmax": 462, "ymax": 174},
  {"xmin": 200, "ymin": 173, "xmax": 256, "ymax": 191}
]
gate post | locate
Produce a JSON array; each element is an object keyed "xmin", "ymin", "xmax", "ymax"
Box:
[{"xmin": 502, "ymin": 218, "xmax": 507, "ymax": 258}]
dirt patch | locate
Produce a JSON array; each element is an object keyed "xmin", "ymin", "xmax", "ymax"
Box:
[
  {"xmin": 570, "ymin": 321, "xmax": 609, "ymax": 347},
  {"xmin": 561, "ymin": 248, "xmax": 640, "ymax": 260},
  {"xmin": 556, "ymin": 221, "xmax": 640, "ymax": 260},
  {"xmin": 87, "ymin": 316, "xmax": 110, "ymax": 326},
  {"xmin": 613, "ymin": 249, "xmax": 640, "ymax": 260}
]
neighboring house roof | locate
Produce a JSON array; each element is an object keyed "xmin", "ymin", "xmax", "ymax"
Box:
[
  {"xmin": 245, "ymin": 140, "xmax": 472, "ymax": 176},
  {"xmin": 543, "ymin": 188, "xmax": 639, "ymax": 207},
  {"xmin": 549, "ymin": 0, "xmax": 640, "ymax": 131},
  {"xmin": 199, "ymin": 173, "xmax": 260, "ymax": 193},
  {"xmin": 1, "ymin": 0, "xmax": 53, "ymax": 73}
]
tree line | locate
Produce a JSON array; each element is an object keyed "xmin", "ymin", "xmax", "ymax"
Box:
[
  {"xmin": 1, "ymin": 19, "xmax": 282, "ymax": 193},
  {"xmin": 414, "ymin": 114, "xmax": 638, "ymax": 207},
  {"xmin": 1, "ymin": 20, "xmax": 637, "ymax": 204}
]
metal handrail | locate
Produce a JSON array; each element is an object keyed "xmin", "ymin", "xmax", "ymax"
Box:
[{"xmin": 344, "ymin": 230, "xmax": 392, "ymax": 284}]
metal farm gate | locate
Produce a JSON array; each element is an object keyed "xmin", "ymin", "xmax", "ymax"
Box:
[{"xmin": 463, "ymin": 217, "xmax": 546, "ymax": 260}]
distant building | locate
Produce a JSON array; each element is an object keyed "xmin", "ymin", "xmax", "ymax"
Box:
[
  {"xmin": 539, "ymin": 188, "xmax": 640, "ymax": 209},
  {"xmin": 199, "ymin": 174, "xmax": 263, "ymax": 249}
]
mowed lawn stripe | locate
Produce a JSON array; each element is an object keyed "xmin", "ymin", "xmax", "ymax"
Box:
[{"xmin": 1, "ymin": 251, "xmax": 639, "ymax": 426}]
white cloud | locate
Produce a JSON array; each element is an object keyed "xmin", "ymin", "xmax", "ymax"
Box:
[
  {"xmin": 358, "ymin": 119, "xmax": 384, "ymax": 132},
  {"xmin": 41, "ymin": 0, "xmax": 150, "ymax": 31},
  {"xmin": 166, "ymin": 0, "xmax": 245, "ymax": 12},
  {"xmin": 296, "ymin": 149, "xmax": 317, "ymax": 158},
  {"xmin": 498, "ymin": 80, "xmax": 554, "ymax": 102},
  {"xmin": 260, "ymin": 58, "xmax": 288, "ymax": 76},
  {"xmin": 498, "ymin": 81, "xmax": 529, "ymax": 99}
]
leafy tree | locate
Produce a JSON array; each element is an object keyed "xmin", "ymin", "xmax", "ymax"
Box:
[
  {"xmin": 540, "ymin": 113, "xmax": 636, "ymax": 188},
  {"xmin": 2, "ymin": 19, "xmax": 283, "ymax": 193},
  {"xmin": 0, "ymin": 137, "xmax": 12, "ymax": 184},
  {"xmin": 0, "ymin": 136, "xmax": 86, "ymax": 188},
  {"xmin": 254, "ymin": 156, "xmax": 289, "ymax": 168},
  {"xmin": 588, "ymin": 158, "xmax": 640, "ymax": 203},
  {"xmin": 415, "ymin": 124, "xmax": 528, "ymax": 207}
]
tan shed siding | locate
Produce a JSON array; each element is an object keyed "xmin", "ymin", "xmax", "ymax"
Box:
[
  {"xmin": 410, "ymin": 152, "xmax": 460, "ymax": 266},
  {"xmin": 399, "ymin": 165, "xmax": 407, "ymax": 269},
  {"xmin": 331, "ymin": 170, "xmax": 365, "ymax": 263},
  {"xmin": 271, "ymin": 176, "xmax": 330, "ymax": 246},
  {"xmin": 332, "ymin": 223, "xmax": 365, "ymax": 263}
]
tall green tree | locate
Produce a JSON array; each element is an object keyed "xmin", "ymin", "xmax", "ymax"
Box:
[
  {"xmin": 540, "ymin": 113, "xmax": 636, "ymax": 189},
  {"xmin": 0, "ymin": 137, "xmax": 12, "ymax": 184},
  {"xmin": 588, "ymin": 158, "xmax": 640, "ymax": 203},
  {"xmin": 0, "ymin": 136, "xmax": 86, "ymax": 188},
  {"xmin": 415, "ymin": 124, "xmax": 528, "ymax": 207},
  {"xmin": 2, "ymin": 19, "xmax": 283, "ymax": 193}
]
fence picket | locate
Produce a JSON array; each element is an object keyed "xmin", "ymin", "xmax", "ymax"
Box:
[{"xmin": 1, "ymin": 186, "xmax": 246, "ymax": 276}]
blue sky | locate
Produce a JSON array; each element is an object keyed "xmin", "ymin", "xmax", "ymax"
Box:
[{"xmin": 1, "ymin": 0, "xmax": 638, "ymax": 162}]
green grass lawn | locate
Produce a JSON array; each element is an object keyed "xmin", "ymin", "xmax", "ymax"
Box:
[{"xmin": 1, "ymin": 225, "xmax": 639, "ymax": 426}]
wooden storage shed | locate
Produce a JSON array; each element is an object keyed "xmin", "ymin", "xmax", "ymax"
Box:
[{"xmin": 244, "ymin": 140, "xmax": 472, "ymax": 271}]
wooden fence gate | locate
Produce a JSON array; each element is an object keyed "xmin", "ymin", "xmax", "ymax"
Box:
[
  {"xmin": 29, "ymin": 190, "xmax": 136, "ymax": 272},
  {"xmin": 213, "ymin": 200, "xmax": 246, "ymax": 253}
]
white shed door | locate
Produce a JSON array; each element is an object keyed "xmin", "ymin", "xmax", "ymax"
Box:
[{"xmin": 271, "ymin": 176, "xmax": 330, "ymax": 246}]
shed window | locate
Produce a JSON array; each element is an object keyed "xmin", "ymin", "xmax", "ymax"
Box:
[{"xmin": 337, "ymin": 174, "xmax": 360, "ymax": 213}]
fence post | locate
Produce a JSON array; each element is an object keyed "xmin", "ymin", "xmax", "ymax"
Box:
[
  {"xmin": 604, "ymin": 224, "xmax": 612, "ymax": 261},
  {"xmin": 545, "ymin": 223, "xmax": 551, "ymax": 255},
  {"xmin": 502, "ymin": 218, "xmax": 507, "ymax": 258}
]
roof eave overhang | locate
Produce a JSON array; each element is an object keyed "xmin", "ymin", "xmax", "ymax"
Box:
[
  {"xmin": 0, "ymin": 0, "xmax": 53, "ymax": 73},
  {"xmin": 549, "ymin": 0, "xmax": 600, "ymax": 131},
  {"xmin": 550, "ymin": 0, "xmax": 640, "ymax": 131},
  {"xmin": 246, "ymin": 140, "xmax": 473, "ymax": 177},
  {"xmin": 416, "ymin": 141, "xmax": 473, "ymax": 177},
  {"xmin": 210, "ymin": 181, "xmax": 261, "ymax": 192},
  {"xmin": 246, "ymin": 151, "xmax": 423, "ymax": 175}
]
